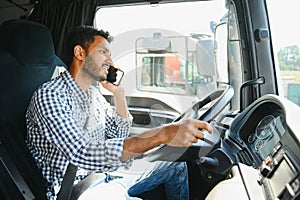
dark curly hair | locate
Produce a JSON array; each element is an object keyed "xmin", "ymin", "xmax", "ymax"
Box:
[{"xmin": 65, "ymin": 26, "xmax": 113, "ymax": 66}]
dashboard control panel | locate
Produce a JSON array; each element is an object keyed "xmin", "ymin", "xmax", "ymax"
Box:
[{"xmin": 259, "ymin": 147, "xmax": 299, "ymax": 199}]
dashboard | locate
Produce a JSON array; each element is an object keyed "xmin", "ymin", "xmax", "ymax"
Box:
[
  {"xmin": 223, "ymin": 94, "xmax": 300, "ymax": 199},
  {"xmin": 120, "ymin": 93, "xmax": 300, "ymax": 199}
]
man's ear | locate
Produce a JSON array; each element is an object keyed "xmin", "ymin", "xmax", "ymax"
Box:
[{"xmin": 74, "ymin": 45, "xmax": 85, "ymax": 61}]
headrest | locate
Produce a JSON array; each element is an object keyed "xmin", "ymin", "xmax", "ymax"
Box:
[{"xmin": 0, "ymin": 19, "xmax": 65, "ymax": 67}]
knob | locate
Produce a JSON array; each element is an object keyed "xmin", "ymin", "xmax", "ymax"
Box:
[{"xmin": 198, "ymin": 156, "xmax": 219, "ymax": 168}]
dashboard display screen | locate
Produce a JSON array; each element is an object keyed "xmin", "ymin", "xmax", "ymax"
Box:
[{"xmin": 248, "ymin": 115, "xmax": 286, "ymax": 158}]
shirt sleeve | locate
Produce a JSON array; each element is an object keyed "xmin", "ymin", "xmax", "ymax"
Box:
[
  {"xmin": 94, "ymin": 87, "xmax": 133, "ymax": 139},
  {"xmin": 105, "ymin": 107, "xmax": 133, "ymax": 139},
  {"xmin": 33, "ymin": 87, "xmax": 132, "ymax": 171}
]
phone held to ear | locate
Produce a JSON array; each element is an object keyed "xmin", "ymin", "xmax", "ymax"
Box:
[{"xmin": 106, "ymin": 66, "xmax": 124, "ymax": 86}]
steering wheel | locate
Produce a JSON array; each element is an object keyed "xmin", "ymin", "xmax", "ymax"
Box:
[{"xmin": 145, "ymin": 85, "xmax": 234, "ymax": 162}]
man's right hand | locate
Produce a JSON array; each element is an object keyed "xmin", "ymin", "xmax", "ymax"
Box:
[
  {"xmin": 121, "ymin": 119, "xmax": 212, "ymax": 162},
  {"xmin": 164, "ymin": 119, "xmax": 212, "ymax": 147}
]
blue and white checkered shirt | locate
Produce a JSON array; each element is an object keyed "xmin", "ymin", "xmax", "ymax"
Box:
[{"xmin": 26, "ymin": 70, "xmax": 133, "ymax": 199}]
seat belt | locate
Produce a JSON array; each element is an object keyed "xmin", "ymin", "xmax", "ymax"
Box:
[
  {"xmin": 56, "ymin": 163, "xmax": 78, "ymax": 200},
  {"xmin": 69, "ymin": 171, "xmax": 103, "ymax": 200},
  {"xmin": 56, "ymin": 162, "xmax": 102, "ymax": 200}
]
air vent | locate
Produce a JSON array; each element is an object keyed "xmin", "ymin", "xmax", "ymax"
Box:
[{"xmin": 236, "ymin": 148, "xmax": 254, "ymax": 166}]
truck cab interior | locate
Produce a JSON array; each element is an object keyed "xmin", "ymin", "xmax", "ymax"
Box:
[{"xmin": 0, "ymin": 0, "xmax": 299, "ymax": 199}]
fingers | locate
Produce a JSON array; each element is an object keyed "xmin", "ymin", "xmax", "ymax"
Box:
[
  {"xmin": 196, "ymin": 120, "xmax": 213, "ymax": 133},
  {"xmin": 193, "ymin": 129, "xmax": 204, "ymax": 140},
  {"xmin": 183, "ymin": 119, "xmax": 213, "ymax": 145},
  {"xmin": 100, "ymin": 81, "xmax": 116, "ymax": 92},
  {"xmin": 166, "ymin": 119, "xmax": 213, "ymax": 147},
  {"xmin": 192, "ymin": 136, "xmax": 198, "ymax": 143},
  {"xmin": 192, "ymin": 122, "xmax": 212, "ymax": 140}
]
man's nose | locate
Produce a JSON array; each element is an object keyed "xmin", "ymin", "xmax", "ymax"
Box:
[{"xmin": 105, "ymin": 56, "xmax": 113, "ymax": 63}]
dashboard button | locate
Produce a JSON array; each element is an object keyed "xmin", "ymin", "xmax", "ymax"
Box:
[{"xmin": 260, "ymin": 162, "xmax": 271, "ymax": 177}]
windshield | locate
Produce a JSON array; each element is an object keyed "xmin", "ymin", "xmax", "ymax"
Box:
[
  {"xmin": 95, "ymin": 1, "xmax": 229, "ymax": 113},
  {"xmin": 266, "ymin": 0, "xmax": 300, "ymax": 108}
]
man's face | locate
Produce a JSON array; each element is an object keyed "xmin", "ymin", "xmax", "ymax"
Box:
[{"xmin": 82, "ymin": 36, "xmax": 112, "ymax": 81}]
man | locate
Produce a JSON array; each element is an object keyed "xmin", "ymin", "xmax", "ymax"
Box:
[{"xmin": 26, "ymin": 26, "xmax": 212, "ymax": 200}]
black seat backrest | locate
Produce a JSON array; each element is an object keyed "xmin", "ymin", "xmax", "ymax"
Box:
[{"xmin": 0, "ymin": 19, "xmax": 66, "ymax": 199}]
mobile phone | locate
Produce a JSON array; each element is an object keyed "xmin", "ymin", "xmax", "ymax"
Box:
[{"xmin": 106, "ymin": 66, "xmax": 124, "ymax": 86}]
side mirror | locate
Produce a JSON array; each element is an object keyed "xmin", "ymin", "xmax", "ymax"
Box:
[{"xmin": 196, "ymin": 38, "xmax": 215, "ymax": 76}]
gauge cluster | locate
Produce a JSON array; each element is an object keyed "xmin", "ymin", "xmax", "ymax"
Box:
[
  {"xmin": 228, "ymin": 96, "xmax": 291, "ymax": 167},
  {"xmin": 247, "ymin": 114, "xmax": 286, "ymax": 159}
]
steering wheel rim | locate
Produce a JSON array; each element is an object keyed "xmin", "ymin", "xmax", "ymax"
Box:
[{"xmin": 145, "ymin": 85, "xmax": 234, "ymax": 162}]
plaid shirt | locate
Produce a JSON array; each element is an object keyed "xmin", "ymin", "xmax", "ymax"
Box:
[{"xmin": 26, "ymin": 71, "xmax": 132, "ymax": 199}]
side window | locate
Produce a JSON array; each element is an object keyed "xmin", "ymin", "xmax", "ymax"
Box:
[{"xmin": 267, "ymin": 0, "xmax": 300, "ymax": 107}]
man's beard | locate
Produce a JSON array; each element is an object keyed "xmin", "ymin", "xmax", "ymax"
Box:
[{"xmin": 82, "ymin": 57, "xmax": 106, "ymax": 81}]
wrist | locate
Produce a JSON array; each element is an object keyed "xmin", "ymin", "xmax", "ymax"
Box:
[
  {"xmin": 157, "ymin": 124, "xmax": 178, "ymax": 145},
  {"xmin": 113, "ymin": 86, "xmax": 125, "ymax": 96}
]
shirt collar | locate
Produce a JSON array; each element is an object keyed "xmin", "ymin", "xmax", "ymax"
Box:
[{"xmin": 61, "ymin": 70, "xmax": 89, "ymax": 103}]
